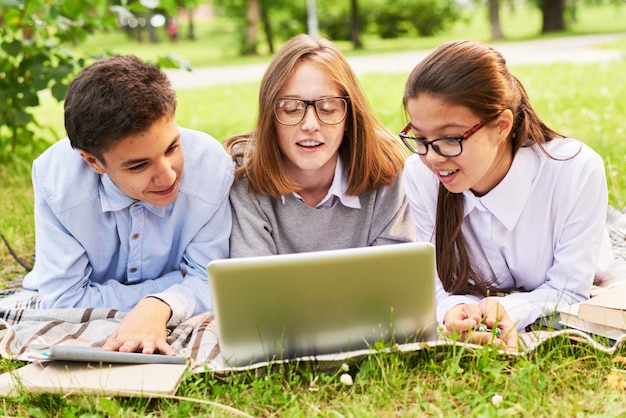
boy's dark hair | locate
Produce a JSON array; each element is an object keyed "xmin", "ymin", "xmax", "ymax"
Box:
[{"xmin": 64, "ymin": 55, "xmax": 177, "ymax": 161}]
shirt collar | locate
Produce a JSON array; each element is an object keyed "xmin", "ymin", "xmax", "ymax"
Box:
[
  {"xmin": 99, "ymin": 174, "xmax": 167, "ymax": 217},
  {"xmin": 463, "ymin": 146, "xmax": 537, "ymax": 231},
  {"xmin": 281, "ymin": 158, "xmax": 361, "ymax": 209}
]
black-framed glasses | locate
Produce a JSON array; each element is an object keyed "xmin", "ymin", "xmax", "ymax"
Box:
[
  {"xmin": 399, "ymin": 119, "xmax": 490, "ymax": 157},
  {"xmin": 274, "ymin": 97, "xmax": 349, "ymax": 126}
]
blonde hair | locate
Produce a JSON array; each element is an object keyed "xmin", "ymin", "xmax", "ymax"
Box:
[{"xmin": 225, "ymin": 34, "xmax": 405, "ymax": 197}]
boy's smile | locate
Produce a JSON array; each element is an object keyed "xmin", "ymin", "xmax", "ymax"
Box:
[{"xmin": 79, "ymin": 116, "xmax": 184, "ymax": 206}]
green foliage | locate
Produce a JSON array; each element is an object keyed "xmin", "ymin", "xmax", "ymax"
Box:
[
  {"xmin": 0, "ymin": 0, "xmax": 118, "ymax": 163},
  {"xmin": 0, "ymin": 15, "xmax": 625, "ymax": 413},
  {"xmin": 212, "ymin": 0, "xmax": 261, "ymax": 54},
  {"xmin": 368, "ymin": 0, "xmax": 462, "ymax": 38},
  {"xmin": 212, "ymin": 0, "xmax": 464, "ymax": 52},
  {"xmin": 0, "ymin": 0, "xmax": 191, "ymax": 164}
]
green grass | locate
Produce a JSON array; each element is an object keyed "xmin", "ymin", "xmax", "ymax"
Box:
[
  {"xmin": 1, "ymin": 57, "xmax": 625, "ymax": 416},
  {"xmin": 1, "ymin": 2, "xmax": 626, "ymax": 415},
  {"xmin": 2, "ymin": 338, "xmax": 626, "ymax": 416}
]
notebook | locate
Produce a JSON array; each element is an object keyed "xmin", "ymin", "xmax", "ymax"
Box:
[
  {"xmin": 208, "ymin": 242, "xmax": 437, "ymax": 366},
  {"xmin": 0, "ymin": 361, "xmax": 187, "ymax": 397}
]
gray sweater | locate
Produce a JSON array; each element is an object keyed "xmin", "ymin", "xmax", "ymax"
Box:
[{"xmin": 229, "ymin": 174, "xmax": 416, "ymax": 257}]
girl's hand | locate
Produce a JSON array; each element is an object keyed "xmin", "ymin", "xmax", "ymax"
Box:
[
  {"xmin": 478, "ymin": 297, "xmax": 518, "ymax": 349},
  {"xmin": 443, "ymin": 303, "xmax": 483, "ymax": 334},
  {"xmin": 443, "ymin": 298, "xmax": 518, "ymax": 349}
]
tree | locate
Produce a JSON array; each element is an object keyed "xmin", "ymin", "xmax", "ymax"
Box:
[
  {"xmin": 0, "ymin": 0, "xmax": 114, "ymax": 165},
  {"xmin": 213, "ymin": 0, "xmax": 461, "ymax": 54},
  {"xmin": 175, "ymin": 0, "xmax": 204, "ymax": 40},
  {"xmin": 212, "ymin": 0, "xmax": 266, "ymax": 55},
  {"xmin": 540, "ymin": 0, "xmax": 566, "ymax": 32},
  {"xmin": 488, "ymin": 0, "xmax": 505, "ymax": 40},
  {"xmin": 370, "ymin": 0, "xmax": 461, "ymax": 38},
  {"xmin": 119, "ymin": 0, "xmax": 179, "ymax": 44},
  {"xmin": 244, "ymin": 0, "xmax": 261, "ymax": 54},
  {"xmin": 260, "ymin": 1, "xmax": 274, "ymax": 53},
  {"xmin": 350, "ymin": 0, "xmax": 363, "ymax": 49},
  {"xmin": 0, "ymin": 0, "xmax": 187, "ymax": 165}
]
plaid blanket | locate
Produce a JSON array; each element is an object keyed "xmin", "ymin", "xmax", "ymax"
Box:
[{"xmin": 1, "ymin": 206, "xmax": 624, "ymax": 373}]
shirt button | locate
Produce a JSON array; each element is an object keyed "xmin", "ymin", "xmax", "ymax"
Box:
[
  {"xmin": 129, "ymin": 267, "xmax": 137, "ymax": 273},
  {"xmin": 132, "ymin": 234, "xmax": 139, "ymax": 240}
]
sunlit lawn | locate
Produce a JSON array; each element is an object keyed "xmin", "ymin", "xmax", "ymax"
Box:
[{"xmin": 0, "ymin": 2, "xmax": 625, "ymax": 415}]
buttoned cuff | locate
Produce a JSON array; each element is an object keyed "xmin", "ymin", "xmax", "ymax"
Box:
[{"xmin": 144, "ymin": 292, "xmax": 189, "ymax": 328}]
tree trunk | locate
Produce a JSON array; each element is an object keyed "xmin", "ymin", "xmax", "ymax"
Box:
[
  {"xmin": 350, "ymin": 0, "xmax": 363, "ymax": 49},
  {"xmin": 186, "ymin": 8, "xmax": 196, "ymax": 40},
  {"xmin": 260, "ymin": 2, "xmax": 274, "ymax": 54},
  {"xmin": 541, "ymin": 0, "xmax": 566, "ymax": 33},
  {"xmin": 147, "ymin": 22, "xmax": 158, "ymax": 43},
  {"xmin": 488, "ymin": 0, "xmax": 504, "ymax": 40},
  {"xmin": 244, "ymin": 0, "xmax": 260, "ymax": 55}
]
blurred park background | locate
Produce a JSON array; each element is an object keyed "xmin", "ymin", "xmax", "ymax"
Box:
[
  {"xmin": 2, "ymin": 0, "xmax": 625, "ymax": 164},
  {"xmin": 1, "ymin": 0, "xmax": 625, "ymax": 277},
  {"xmin": 1, "ymin": 2, "xmax": 626, "ymax": 415}
]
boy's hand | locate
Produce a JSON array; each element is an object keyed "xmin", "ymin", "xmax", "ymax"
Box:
[{"xmin": 103, "ymin": 297, "xmax": 176, "ymax": 355}]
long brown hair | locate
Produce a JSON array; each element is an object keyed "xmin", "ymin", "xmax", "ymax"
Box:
[
  {"xmin": 225, "ymin": 34, "xmax": 406, "ymax": 197},
  {"xmin": 403, "ymin": 40, "xmax": 563, "ymax": 296}
]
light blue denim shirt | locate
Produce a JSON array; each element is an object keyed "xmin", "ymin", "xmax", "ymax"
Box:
[{"xmin": 23, "ymin": 127, "xmax": 235, "ymax": 325}]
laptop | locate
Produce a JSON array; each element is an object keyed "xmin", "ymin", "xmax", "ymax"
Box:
[{"xmin": 207, "ymin": 242, "xmax": 437, "ymax": 366}]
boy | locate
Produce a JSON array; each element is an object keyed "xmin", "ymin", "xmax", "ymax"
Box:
[{"xmin": 22, "ymin": 55, "xmax": 234, "ymax": 355}]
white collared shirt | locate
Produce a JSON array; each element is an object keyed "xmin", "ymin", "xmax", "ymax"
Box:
[
  {"xmin": 282, "ymin": 158, "xmax": 361, "ymax": 210},
  {"xmin": 404, "ymin": 138, "xmax": 614, "ymax": 330}
]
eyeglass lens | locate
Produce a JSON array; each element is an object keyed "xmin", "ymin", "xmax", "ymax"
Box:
[
  {"xmin": 400, "ymin": 118, "xmax": 490, "ymax": 157},
  {"xmin": 275, "ymin": 98, "xmax": 347, "ymax": 125},
  {"xmin": 408, "ymin": 138, "xmax": 462, "ymax": 157}
]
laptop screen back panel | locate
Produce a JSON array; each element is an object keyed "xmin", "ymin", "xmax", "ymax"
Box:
[{"xmin": 208, "ymin": 242, "xmax": 436, "ymax": 366}]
